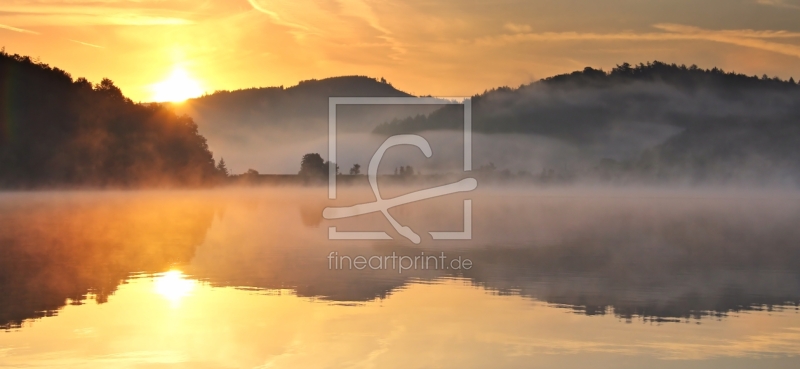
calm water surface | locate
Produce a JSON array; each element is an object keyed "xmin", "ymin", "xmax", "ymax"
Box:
[{"xmin": 1, "ymin": 188, "xmax": 799, "ymax": 368}]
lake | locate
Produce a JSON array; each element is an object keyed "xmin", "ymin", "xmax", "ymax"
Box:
[{"xmin": 1, "ymin": 188, "xmax": 799, "ymax": 368}]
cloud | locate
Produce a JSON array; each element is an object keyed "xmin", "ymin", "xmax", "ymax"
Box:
[
  {"xmin": 247, "ymin": 0, "xmax": 405, "ymax": 58},
  {"xmin": 504, "ymin": 23, "xmax": 531, "ymax": 33},
  {"xmin": 475, "ymin": 23, "xmax": 800, "ymax": 59},
  {"xmin": 654, "ymin": 23, "xmax": 800, "ymax": 58},
  {"xmin": 653, "ymin": 23, "xmax": 800, "ymax": 39},
  {"xmin": 69, "ymin": 39, "xmax": 103, "ymax": 48},
  {"xmin": 338, "ymin": 0, "xmax": 392, "ymax": 35},
  {"xmin": 246, "ymin": 0, "xmax": 315, "ymax": 34},
  {"xmin": 756, "ymin": 0, "xmax": 800, "ymax": 10},
  {"xmin": 0, "ymin": 2, "xmax": 195, "ymax": 26},
  {"xmin": 0, "ymin": 23, "xmax": 38, "ymax": 34}
]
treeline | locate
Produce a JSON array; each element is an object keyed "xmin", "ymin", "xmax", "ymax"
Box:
[
  {"xmin": 375, "ymin": 61, "xmax": 800, "ymax": 139},
  {"xmin": 0, "ymin": 51, "xmax": 224, "ymax": 188}
]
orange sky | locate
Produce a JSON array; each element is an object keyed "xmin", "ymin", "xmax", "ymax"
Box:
[{"xmin": 1, "ymin": 0, "xmax": 799, "ymax": 102}]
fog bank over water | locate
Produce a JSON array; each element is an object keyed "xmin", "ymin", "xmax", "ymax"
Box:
[
  {"xmin": 239, "ymin": 128, "xmax": 680, "ymax": 176},
  {"xmin": 2, "ymin": 187, "xmax": 799, "ymax": 330}
]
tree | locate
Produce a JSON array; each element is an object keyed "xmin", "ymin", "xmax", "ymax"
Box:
[
  {"xmin": 94, "ymin": 78, "xmax": 124, "ymax": 100},
  {"xmin": 245, "ymin": 169, "xmax": 259, "ymax": 176},
  {"xmin": 349, "ymin": 163, "xmax": 361, "ymax": 175},
  {"xmin": 216, "ymin": 158, "xmax": 230, "ymax": 176},
  {"xmin": 299, "ymin": 153, "xmax": 326, "ymax": 177},
  {"xmin": 324, "ymin": 160, "xmax": 340, "ymax": 175}
]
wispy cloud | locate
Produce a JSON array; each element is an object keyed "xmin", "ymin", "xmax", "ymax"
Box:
[
  {"xmin": 247, "ymin": 0, "xmax": 317, "ymax": 35},
  {"xmin": 654, "ymin": 23, "xmax": 800, "ymax": 58},
  {"xmin": 476, "ymin": 23, "xmax": 800, "ymax": 59},
  {"xmin": 756, "ymin": 0, "xmax": 800, "ymax": 10},
  {"xmin": 0, "ymin": 23, "xmax": 38, "ymax": 34},
  {"xmin": 504, "ymin": 23, "xmax": 532, "ymax": 33},
  {"xmin": 69, "ymin": 39, "xmax": 103, "ymax": 48},
  {"xmin": 0, "ymin": 2, "xmax": 195, "ymax": 26},
  {"xmin": 338, "ymin": 0, "xmax": 392, "ymax": 35},
  {"xmin": 247, "ymin": 0, "xmax": 405, "ymax": 58}
]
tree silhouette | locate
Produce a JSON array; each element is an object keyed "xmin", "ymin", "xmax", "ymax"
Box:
[
  {"xmin": 0, "ymin": 51, "xmax": 219, "ymax": 187},
  {"xmin": 299, "ymin": 153, "xmax": 326, "ymax": 177},
  {"xmin": 216, "ymin": 158, "xmax": 230, "ymax": 177},
  {"xmin": 325, "ymin": 161, "xmax": 340, "ymax": 175},
  {"xmin": 349, "ymin": 163, "xmax": 361, "ymax": 175}
]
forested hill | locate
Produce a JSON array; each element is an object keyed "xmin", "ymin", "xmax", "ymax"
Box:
[
  {"xmin": 375, "ymin": 61, "xmax": 800, "ymax": 140},
  {"xmin": 374, "ymin": 62, "xmax": 800, "ymax": 183},
  {"xmin": 0, "ymin": 51, "xmax": 221, "ymax": 188},
  {"xmin": 171, "ymin": 76, "xmax": 441, "ymax": 174},
  {"xmin": 175, "ymin": 75, "xmax": 417, "ymax": 132}
]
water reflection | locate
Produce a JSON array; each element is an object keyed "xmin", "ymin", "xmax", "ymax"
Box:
[
  {"xmin": 0, "ymin": 191, "xmax": 216, "ymax": 329},
  {"xmin": 153, "ymin": 271, "xmax": 196, "ymax": 306},
  {"xmin": 1, "ymin": 188, "xmax": 800, "ymax": 367},
  {"xmin": 1, "ymin": 275, "xmax": 799, "ymax": 368},
  {"xmin": 0, "ymin": 189, "xmax": 800, "ymax": 367},
  {"xmin": 189, "ymin": 189, "xmax": 800, "ymax": 321},
  {"xmin": 2, "ymin": 189, "xmax": 800, "ymax": 328}
]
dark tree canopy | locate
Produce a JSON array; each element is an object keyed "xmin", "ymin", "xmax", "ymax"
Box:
[
  {"xmin": 299, "ymin": 153, "xmax": 326, "ymax": 177},
  {"xmin": 0, "ymin": 51, "xmax": 220, "ymax": 187},
  {"xmin": 298, "ymin": 153, "xmax": 339, "ymax": 178}
]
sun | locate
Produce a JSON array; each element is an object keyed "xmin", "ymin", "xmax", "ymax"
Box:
[{"xmin": 151, "ymin": 67, "xmax": 204, "ymax": 102}]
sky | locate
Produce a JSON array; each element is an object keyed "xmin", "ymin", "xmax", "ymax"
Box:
[{"xmin": 1, "ymin": 0, "xmax": 799, "ymax": 102}]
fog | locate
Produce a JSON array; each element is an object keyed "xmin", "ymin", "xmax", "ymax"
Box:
[{"xmin": 2, "ymin": 186, "xmax": 799, "ymax": 329}]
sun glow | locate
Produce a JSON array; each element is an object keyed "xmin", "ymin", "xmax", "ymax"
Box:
[
  {"xmin": 154, "ymin": 270, "xmax": 196, "ymax": 305},
  {"xmin": 151, "ymin": 68, "xmax": 204, "ymax": 102}
]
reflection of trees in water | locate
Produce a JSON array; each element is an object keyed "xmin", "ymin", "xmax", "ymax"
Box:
[
  {"xmin": 457, "ymin": 205, "xmax": 800, "ymax": 322},
  {"xmin": 298, "ymin": 204, "xmax": 324, "ymax": 227},
  {"xmin": 460, "ymin": 245, "xmax": 800, "ymax": 322},
  {"xmin": 282, "ymin": 196, "xmax": 800, "ymax": 322},
  {"xmin": 0, "ymin": 194, "xmax": 217, "ymax": 329}
]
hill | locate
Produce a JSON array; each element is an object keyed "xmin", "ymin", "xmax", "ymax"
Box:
[
  {"xmin": 176, "ymin": 75, "xmax": 431, "ymax": 136},
  {"xmin": 174, "ymin": 76, "xmax": 441, "ymax": 173},
  {"xmin": 374, "ymin": 62, "xmax": 800, "ymax": 183},
  {"xmin": 0, "ymin": 51, "xmax": 221, "ymax": 188}
]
